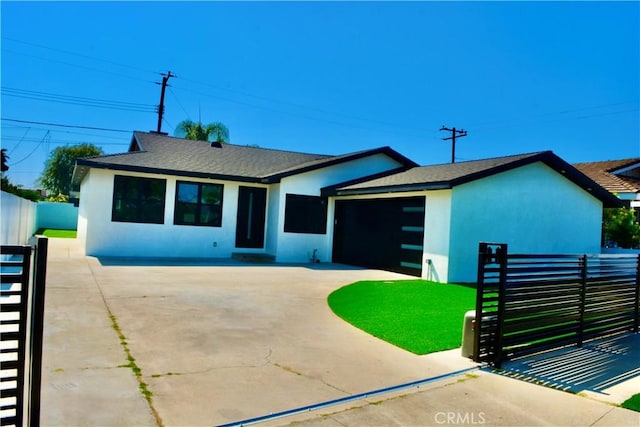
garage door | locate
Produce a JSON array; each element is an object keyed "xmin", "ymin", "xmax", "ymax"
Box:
[{"xmin": 332, "ymin": 197, "xmax": 425, "ymax": 276}]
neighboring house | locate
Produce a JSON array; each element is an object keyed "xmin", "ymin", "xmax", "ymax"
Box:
[
  {"xmin": 72, "ymin": 132, "xmax": 620, "ymax": 283},
  {"xmin": 573, "ymin": 158, "xmax": 640, "ymax": 213}
]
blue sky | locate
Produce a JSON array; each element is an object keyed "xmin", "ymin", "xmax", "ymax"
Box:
[{"xmin": 1, "ymin": 1, "xmax": 638, "ymax": 189}]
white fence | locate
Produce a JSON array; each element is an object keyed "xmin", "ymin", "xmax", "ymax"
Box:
[
  {"xmin": 1, "ymin": 191, "xmax": 37, "ymax": 245},
  {"xmin": 1, "ymin": 192, "xmax": 79, "ymax": 245}
]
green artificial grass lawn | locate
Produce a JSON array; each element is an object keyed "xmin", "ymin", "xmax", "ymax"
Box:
[
  {"xmin": 621, "ymin": 393, "xmax": 640, "ymax": 412},
  {"xmin": 35, "ymin": 228, "xmax": 77, "ymax": 238},
  {"xmin": 328, "ymin": 279, "xmax": 476, "ymax": 355}
]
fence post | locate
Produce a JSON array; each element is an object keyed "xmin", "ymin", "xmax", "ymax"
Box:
[
  {"xmin": 473, "ymin": 243, "xmax": 488, "ymax": 362},
  {"xmin": 577, "ymin": 254, "xmax": 587, "ymax": 347},
  {"xmin": 473, "ymin": 242, "xmax": 491, "ymax": 362},
  {"xmin": 494, "ymin": 244, "xmax": 508, "ymax": 369},
  {"xmin": 28, "ymin": 237, "xmax": 48, "ymax": 427}
]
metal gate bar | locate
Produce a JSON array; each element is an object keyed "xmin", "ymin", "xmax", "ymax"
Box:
[
  {"xmin": 1, "ymin": 237, "xmax": 48, "ymax": 427},
  {"xmin": 1, "ymin": 245, "xmax": 31, "ymax": 427}
]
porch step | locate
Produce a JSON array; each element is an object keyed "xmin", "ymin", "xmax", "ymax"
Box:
[{"xmin": 231, "ymin": 253, "xmax": 276, "ymax": 264}]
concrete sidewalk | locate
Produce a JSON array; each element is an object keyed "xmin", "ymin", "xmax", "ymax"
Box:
[
  {"xmin": 40, "ymin": 238, "xmax": 639, "ymax": 426},
  {"xmin": 273, "ymin": 370, "xmax": 639, "ymax": 427}
]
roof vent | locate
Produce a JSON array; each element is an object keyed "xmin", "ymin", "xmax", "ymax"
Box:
[{"xmin": 211, "ymin": 141, "xmax": 223, "ymax": 148}]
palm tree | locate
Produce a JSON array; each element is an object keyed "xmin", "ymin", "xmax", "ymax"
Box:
[{"xmin": 174, "ymin": 120, "xmax": 230, "ymax": 143}]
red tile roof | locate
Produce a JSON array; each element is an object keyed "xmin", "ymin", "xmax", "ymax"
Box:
[{"xmin": 573, "ymin": 159, "xmax": 640, "ymax": 195}]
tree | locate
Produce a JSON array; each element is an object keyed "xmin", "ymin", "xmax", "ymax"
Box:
[
  {"xmin": 1, "ymin": 148, "xmax": 9, "ymax": 173},
  {"xmin": 174, "ymin": 120, "xmax": 230, "ymax": 143},
  {"xmin": 39, "ymin": 143, "xmax": 103, "ymax": 196},
  {"xmin": 603, "ymin": 207, "xmax": 640, "ymax": 248},
  {"xmin": 1, "ymin": 176, "xmax": 42, "ymax": 202},
  {"xmin": 45, "ymin": 193, "xmax": 70, "ymax": 203}
]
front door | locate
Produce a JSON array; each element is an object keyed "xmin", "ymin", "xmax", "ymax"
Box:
[{"xmin": 235, "ymin": 186, "xmax": 267, "ymax": 248}]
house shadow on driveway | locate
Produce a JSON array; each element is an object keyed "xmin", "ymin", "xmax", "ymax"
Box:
[
  {"xmin": 94, "ymin": 256, "xmax": 370, "ymax": 271},
  {"xmin": 493, "ymin": 333, "xmax": 640, "ymax": 403}
]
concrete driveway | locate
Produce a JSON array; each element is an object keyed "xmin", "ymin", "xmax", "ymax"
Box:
[
  {"xmin": 41, "ymin": 238, "xmax": 476, "ymax": 426},
  {"xmin": 40, "ymin": 238, "xmax": 639, "ymax": 427}
]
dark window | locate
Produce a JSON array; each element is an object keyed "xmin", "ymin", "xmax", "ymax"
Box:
[
  {"xmin": 284, "ymin": 194, "xmax": 327, "ymax": 234},
  {"xmin": 112, "ymin": 175, "xmax": 166, "ymax": 224},
  {"xmin": 174, "ymin": 181, "xmax": 223, "ymax": 227}
]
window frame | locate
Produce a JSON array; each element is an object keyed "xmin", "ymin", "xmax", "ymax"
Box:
[
  {"xmin": 173, "ymin": 180, "xmax": 224, "ymax": 227},
  {"xmin": 283, "ymin": 193, "xmax": 328, "ymax": 235},
  {"xmin": 111, "ymin": 175, "xmax": 167, "ymax": 224}
]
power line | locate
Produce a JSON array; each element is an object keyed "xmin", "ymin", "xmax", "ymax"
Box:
[
  {"xmin": 7, "ymin": 38, "xmax": 633, "ymax": 143},
  {"xmin": 162, "ymin": 117, "xmax": 174, "ymax": 131},
  {"xmin": 177, "ymin": 76, "xmax": 434, "ymax": 133},
  {"xmin": 3, "ymin": 37, "xmax": 160, "ymax": 76},
  {"xmin": 1, "ymin": 118, "xmax": 131, "ymax": 133},
  {"xmin": 171, "ymin": 84, "xmax": 430, "ymax": 140},
  {"xmin": 3, "ymin": 48, "xmax": 157, "ymax": 85},
  {"xmin": 4, "ymin": 38, "xmax": 637, "ymax": 149},
  {"xmin": 3, "ymin": 87, "xmax": 155, "ymax": 108},
  {"xmin": 1, "ymin": 125, "xmax": 132, "ymax": 141},
  {"xmin": 8, "ymin": 127, "xmax": 31, "ymax": 155},
  {"xmin": 2, "ymin": 135, "xmax": 129, "ymax": 146},
  {"xmin": 2, "ymin": 86, "xmax": 157, "ymax": 113},
  {"xmin": 468, "ymin": 101, "xmax": 639, "ymax": 130},
  {"xmin": 11, "ymin": 131, "xmax": 50, "ymax": 166},
  {"xmin": 168, "ymin": 87, "xmax": 192, "ymax": 119}
]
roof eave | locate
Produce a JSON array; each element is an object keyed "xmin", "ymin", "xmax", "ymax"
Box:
[
  {"xmin": 448, "ymin": 151, "xmax": 550, "ymax": 187},
  {"xmin": 331, "ymin": 182, "xmax": 451, "ymax": 197},
  {"xmin": 609, "ymin": 160, "xmax": 640, "ymax": 175},
  {"xmin": 266, "ymin": 146, "xmax": 418, "ymax": 182},
  {"xmin": 71, "ymin": 163, "xmax": 89, "ymax": 187},
  {"xmin": 73, "ymin": 160, "xmax": 264, "ymax": 185},
  {"xmin": 445, "ymin": 151, "xmax": 622, "ymax": 207}
]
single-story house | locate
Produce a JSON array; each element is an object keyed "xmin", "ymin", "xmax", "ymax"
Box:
[
  {"xmin": 72, "ymin": 131, "xmax": 621, "ymax": 283},
  {"xmin": 574, "ymin": 158, "xmax": 640, "ymax": 212}
]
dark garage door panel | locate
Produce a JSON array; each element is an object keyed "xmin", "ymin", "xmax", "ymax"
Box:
[{"xmin": 332, "ymin": 197, "xmax": 425, "ymax": 276}]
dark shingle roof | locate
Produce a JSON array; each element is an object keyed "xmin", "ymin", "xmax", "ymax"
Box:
[
  {"xmin": 327, "ymin": 151, "xmax": 622, "ymax": 207},
  {"xmin": 573, "ymin": 158, "xmax": 640, "ymax": 194},
  {"xmin": 72, "ymin": 131, "xmax": 417, "ymax": 185},
  {"xmin": 333, "ymin": 152, "xmax": 545, "ymax": 192}
]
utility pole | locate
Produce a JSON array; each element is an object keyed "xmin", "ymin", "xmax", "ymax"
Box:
[
  {"xmin": 156, "ymin": 71, "xmax": 175, "ymax": 133},
  {"xmin": 440, "ymin": 126, "xmax": 467, "ymax": 163}
]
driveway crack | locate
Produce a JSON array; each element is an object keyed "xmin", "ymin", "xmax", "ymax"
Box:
[{"xmin": 88, "ymin": 260, "xmax": 164, "ymax": 427}]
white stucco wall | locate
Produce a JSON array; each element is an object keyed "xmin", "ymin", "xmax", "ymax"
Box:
[
  {"xmin": 275, "ymin": 153, "xmax": 404, "ymax": 263},
  {"xmin": 36, "ymin": 201, "xmax": 78, "ymax": 230},
  {"xmin": 78, "ymin": 152, "xmax": 403, "ymax": 260},
  {"xmin": 422, "ymin": 190, "xmax": 452, "ymax": 283},
  {"xmin": 447, "ymin": 162, "xmax": 603, "ymax": 283},
  {"xmin": 78, "ymin": 168, "xmax": 269, "ymax": 258}
]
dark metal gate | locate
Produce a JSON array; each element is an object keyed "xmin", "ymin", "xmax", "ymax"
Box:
[
  {"xmin": 1, "ymin": 237, "xmax": 48, "ymax": 427},
  {"xmin": 474, "ymin": 242, "xmax": 640, "ymax": 368}
]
